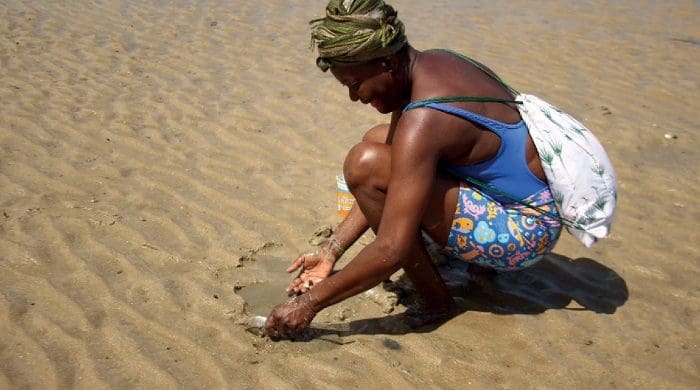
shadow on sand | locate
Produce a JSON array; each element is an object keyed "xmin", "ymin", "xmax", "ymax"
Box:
[{"xmin": 323, "ymin": 252, "xmax": 629, "ymax": 337}]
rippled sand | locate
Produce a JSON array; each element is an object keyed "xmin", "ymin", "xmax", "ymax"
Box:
[{"xmin": 1, "ymin": 0, "xmax": 698, "ymax": 388}]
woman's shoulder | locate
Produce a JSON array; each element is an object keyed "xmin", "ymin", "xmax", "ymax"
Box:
[
  {"xmin": 414, "ymin": 49, "xmax": 465, "ymax": 73},
  {"xmin": 410, "ymin": 49, "xmax": 485, "ymax": 98},
  {"xmin": 416, "ymin": 48, "xmax": 486, "ymax": 70},
  {"xmin": 420, "ymin": 48, "xmax": 460, "ymax": 59},
  {"xmin": 410, "ymin": 49, "xmax": 515, "ymax": 107}
]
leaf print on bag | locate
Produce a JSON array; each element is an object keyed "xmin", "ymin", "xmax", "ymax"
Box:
[
  {"xmin": 540, "ymin": 106, "xmax": 552, "ymax": 121},
  {"xmin": 550, "ymin": 140, "xmax": 564, "ymax": 166},
  {"xmin": 591, "ymin": 161, "xmax": 606, "ymax": 178},
  {"xmin": 575, "ymin": 209, "xmax": 596, "ymax": 226},
  {"xmin": 593, "ymin": 197, "xmax": 608, "ymax": 213},
  {"xmin": 593, "ymin": 193, "xmax": 608, "ymax": 213},
  {"xmin": 539, "ymin": 148, "xmax": 556, "ymax": 177},
  {"xmin": 549, "ymin": 139, "xmax": 574, "ymax": 180},
  {"xmin": 570, "ymin": 126, "xmax": 587, "ymax": 137}
]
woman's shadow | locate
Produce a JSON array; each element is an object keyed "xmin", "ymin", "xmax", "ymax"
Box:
[{"xmin": 331, "ymin": 253, "xmax": 629, "ymax": 337}]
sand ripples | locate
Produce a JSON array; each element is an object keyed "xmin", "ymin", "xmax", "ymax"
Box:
[
  {"xmin": 1, "ymin": 0, "xmax": 699, "ymax": 388},
  {"xmin": 0, "ymin": 1, "xmax": 311, "ymax": 387}
]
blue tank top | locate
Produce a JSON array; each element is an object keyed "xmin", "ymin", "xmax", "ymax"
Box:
[{"xmin": 405, "ymin": 102, "xmax": 548, "ymax": 203}]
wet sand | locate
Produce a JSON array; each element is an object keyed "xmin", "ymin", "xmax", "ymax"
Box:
[{"xmin": 1, "ymin": 0, "xmax": 698, "ymax": 388}]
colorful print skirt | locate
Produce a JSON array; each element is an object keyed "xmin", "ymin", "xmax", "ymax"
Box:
[{"xmin": 444, "ymin": 184, "xmax": 562, "ymax": 271}]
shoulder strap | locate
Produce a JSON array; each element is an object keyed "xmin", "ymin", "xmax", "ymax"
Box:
[
  {"xmin": 404, "ymin": 96, "xmax": 521, "ymax": 112},
  {"xmin": 459, "ymin": 175, "xmax": 583, "ymax": 230},
  {"xmin": 404, "ymin": 49, "xmax": 522, "ymax": 113},
  {"xmin": 438, "ymin": 49, "xmax": 520, "ymax": 96},
  {"xmin": 402, "ymin": 50, "xmax": 581, "ymax": 228}
]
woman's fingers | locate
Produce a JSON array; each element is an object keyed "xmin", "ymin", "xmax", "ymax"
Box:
[
  {"xmin": 266, "ymin": 297, "xmax": 316, "ymax": 339},
  {"xmin": 287, "ymin": 276, "xmax": 315, "ymax": 294},
  {"xmin": 285, "ymin": 252, "xmax": 326, "ymax": 294},
  {"xmin": 265, "ymin": 308, "xmax": 294, "ymax": 338},
  {"xmin": 295, "ymin": 282, "xmax": 309, "ymax": 294},
  {"xmin": 285, "ymin": 277, "xmax": 303, "ymax": 293},
  {"xmin": 285, "ymin": 255, "xmax": 306, "ymax": 273},
  {"xmin": 265, "ymin": 311, "xmax": 280, "ymax": 337},
  {"xmin": 266, "ymin": 309, "xmax": 293, "ymax": 338}
]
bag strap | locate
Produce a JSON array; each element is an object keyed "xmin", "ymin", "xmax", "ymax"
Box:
[
  {"xmin": 437, "ymin": 49, "xmax": 520, "ymax": 96},
  {"xmin": 404, "ymin": 96, "xmax": 522, "ymax": 112},
  {"xmin": 458, "ymin": 174, "xmax": 583, "ymax": 230},
  {"xmin": 402, "ymin": 49, "xmax": 583, "ymax": 230},
  {"xmin": 404, "ymin": 49, "xmax": 522, "ymax": 112}
]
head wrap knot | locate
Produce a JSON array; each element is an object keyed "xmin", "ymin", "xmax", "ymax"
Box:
[{"xmin": 310, "ymin": 0, "xmax": 407, "ymax": 71}]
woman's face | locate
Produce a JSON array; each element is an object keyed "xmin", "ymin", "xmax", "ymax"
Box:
[{"xmin": 330, "ymin": 59, "xmax": 403, "ymax": 114}]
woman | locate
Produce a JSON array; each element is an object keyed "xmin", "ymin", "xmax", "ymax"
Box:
[{"xmin": 265, "ymin": 0, "xmax": 561, "ymax": 338}]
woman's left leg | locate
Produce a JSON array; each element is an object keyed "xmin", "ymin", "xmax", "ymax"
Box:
[{"xmin": 343, "ymin": 138, "xmax": 460, "ymax": 314}]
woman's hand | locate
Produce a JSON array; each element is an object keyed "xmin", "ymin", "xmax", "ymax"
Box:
[
  {"xmin": 285, "ymin": 246, "xmax": 336, "ymax": 294},
  {"xmin": 265, "ymin": 293, "xmax": 317, "ymax": 338}
]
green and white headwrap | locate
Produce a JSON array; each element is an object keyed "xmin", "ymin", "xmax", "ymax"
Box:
[{"xmin": 310, "ymin": 0, "xmax": 407, "ymax": 71}]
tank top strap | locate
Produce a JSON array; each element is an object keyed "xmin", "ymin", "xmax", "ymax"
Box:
[{"xmin": 408, "ymin": 102, "xmax": 522, "ymax": 134}]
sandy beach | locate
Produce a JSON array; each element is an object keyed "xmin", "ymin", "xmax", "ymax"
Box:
[{"xmin": 1, "ymin": 0, "xmax": 698, "ymax": 388}]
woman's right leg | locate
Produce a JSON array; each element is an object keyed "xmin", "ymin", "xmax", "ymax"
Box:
[{"xmin": 362, "ymin": 123, "xmax": 391, "ymax": 143}]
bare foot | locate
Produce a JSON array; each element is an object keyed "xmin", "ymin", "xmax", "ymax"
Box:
[{"xmin": 403, "ymin": 302, "xmax": 460, "ymax": 329}]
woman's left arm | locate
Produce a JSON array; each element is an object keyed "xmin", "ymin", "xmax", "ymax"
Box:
[{"xmin": 265, "ymin": 112, "xmax": 443, "ymax": 337}]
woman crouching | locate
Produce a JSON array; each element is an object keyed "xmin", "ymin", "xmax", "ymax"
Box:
[{"xmin": 265, "ymin": 0, "xmax": 561, "ymax": 338}]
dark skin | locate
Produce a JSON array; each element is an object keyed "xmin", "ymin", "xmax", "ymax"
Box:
[{"xmin": 265, "ymin": 46, "xmax": 547, "ymax": 338}]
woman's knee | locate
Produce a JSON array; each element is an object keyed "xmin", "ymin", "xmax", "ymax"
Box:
[
  {"xmin": 362, "ymin": 124, "xmax": 390, "ymax": 143},
  {"xmin": 343, "ymin": 141, "xmax": 389, "ymax": 189}
]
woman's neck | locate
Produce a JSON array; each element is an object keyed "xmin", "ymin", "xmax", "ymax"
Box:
[{"xmin": 398, "ymin": 45, "xmax": 418, "ymax": 106}]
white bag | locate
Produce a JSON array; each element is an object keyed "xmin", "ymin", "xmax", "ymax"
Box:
[
  {"xmin": 408, "ymin": 50, "xmax": 618, "ymax": 247},
  {"xmin": 515, "ymin": 94, "xmax": 617, "ymax": 247}
]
